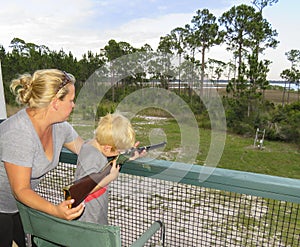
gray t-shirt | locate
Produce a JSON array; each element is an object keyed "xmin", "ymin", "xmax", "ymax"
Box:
[
  {"xmin": 75, "ymin": 142, "xmax": 109, "ymax": 225},
  {"xmin": 0, "ymin": 108, "xmax": 78, "ymax": 213}
]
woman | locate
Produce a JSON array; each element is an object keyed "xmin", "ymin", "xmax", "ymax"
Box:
[{"xmin": 0, "ymin": 69, "xmax": 85, "ymax": 246}]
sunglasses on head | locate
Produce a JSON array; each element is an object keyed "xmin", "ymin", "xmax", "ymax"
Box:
[{"xmin": 56, "ymin": 71, "xmax": 72, "ymax": 93}]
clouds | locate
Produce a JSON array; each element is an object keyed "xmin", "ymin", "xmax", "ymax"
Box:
[
  {"xmin": 0, "ymin": 0, "xmax": 299, "ymax": 79},
  {"xmin": 103, "ymin": 12, "xmax": 193, "ymax": 50},
  {"xmin": 0, "ymin": 0, "xmax": 95, "ymax": 52}
]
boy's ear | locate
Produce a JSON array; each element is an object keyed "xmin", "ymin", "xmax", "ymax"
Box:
[{"xmin": 103, "ymin": 145, "xmax": 113, "ymax": 152}]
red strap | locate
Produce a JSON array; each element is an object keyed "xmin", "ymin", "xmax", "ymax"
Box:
[{"xmin": 84, "ymin": 186, "xmax": 107, "ymax": 203}]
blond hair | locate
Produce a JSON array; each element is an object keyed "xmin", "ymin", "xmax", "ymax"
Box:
[
  {"xmin": 10, "ymin": 69, "xmax": 75, "ymax": 108},
  {"xmin": 95, "ymin": 113, "xmax": 136, "ymax": 150}
]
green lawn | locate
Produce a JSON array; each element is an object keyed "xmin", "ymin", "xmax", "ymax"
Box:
[{"xmin": 130, "ymin": 116, "xmax": 300, "ymax": 179}]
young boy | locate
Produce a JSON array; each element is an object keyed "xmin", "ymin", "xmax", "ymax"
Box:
[{"xmin": 74, "ymin": 113, "xmax": 137, "ymax": 224}]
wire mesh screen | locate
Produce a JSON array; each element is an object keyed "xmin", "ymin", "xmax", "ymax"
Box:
[
  {"xmin": 110, "ymin": 174, "xmax": 300, "ymax": 247},
  {"xmin": 35, "ymin": 162, "xmax": 75, "ymax": 205},
  {"xmin": 35, "ymin": 162, "xmax": 300, "ymax": 247}
]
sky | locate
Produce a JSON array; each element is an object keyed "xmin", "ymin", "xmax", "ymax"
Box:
[{"xmin": 0, "ymin": 0, "xmax": 299, "ymax": 80}]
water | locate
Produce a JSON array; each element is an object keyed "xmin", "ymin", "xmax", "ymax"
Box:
[{"xmin": 270, "ymin": 81, "xmax": 299, "ymax": 90}]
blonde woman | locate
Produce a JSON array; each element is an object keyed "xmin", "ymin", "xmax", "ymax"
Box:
[{"xmin": 0, "ymin": 69, "xmax": 85, "ymax": 246}]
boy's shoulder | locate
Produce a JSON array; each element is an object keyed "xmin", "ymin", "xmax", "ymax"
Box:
[
  {"xmin": 80, "ymin": 140, "xmax": 101, "ymax": 155},
  {"xmin": 77, "ymin": 141, "xmax": 107, "ymax": 170}
]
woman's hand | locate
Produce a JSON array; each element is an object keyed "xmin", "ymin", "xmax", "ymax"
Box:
[
  {"xmin": 55, "ymin": 200, "xmax": 85, "ymax": 220},
  {"xmin": 5, "ymin": 162, "xmax": 85, "ymax": 220}
]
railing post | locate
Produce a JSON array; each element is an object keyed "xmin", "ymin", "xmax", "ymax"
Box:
[{"xmin": 0, "ymin": 60, "xmax": 7, "ymax": 120}]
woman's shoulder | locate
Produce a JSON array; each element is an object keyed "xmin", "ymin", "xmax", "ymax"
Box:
[
  {"xmin": 54, "ymin": 120, "xmax": 73, "ymax": 129},
  {"xmin": 0, "ymin": 109, "xmax": 35, "ymax": 143},
  {"xmin": 53, "ymin": 121, "xmax": 76, "ymax": 135},
  {"xmin": 0, "ymin": 109, "xmax": 30, "ymax": 132}
]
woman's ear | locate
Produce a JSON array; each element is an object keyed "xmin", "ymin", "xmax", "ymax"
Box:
[{"xmin": 51, "ymin": 98, "xmax": 59, "ymax": 111}]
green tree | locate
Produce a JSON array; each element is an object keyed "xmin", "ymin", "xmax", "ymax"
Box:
[
  {"xmin": 219, "ymin": 5, "xmax": 257, "ymax": 86},
  {"xmin": 280, "ymin": 49, "xmax": 300, "ymax": 105},
  {"xmin": 251, "ymin": 0, "xmax": 279, "ymax": 57},
  {"xmin": 219, "ymin": 4, "xmax": 278, "ymax": 96},
  {"xmin": 103, "ymin": 39, "xmax": 124, "ymax": 61},
  {"xmin": 207, "ymin": 58, "xmax": 226, "ymax": 92},
  {"xmin": 251, "ymin": 0, "xmax": 279, "ymax": 12},
  {"xmin": 280, "ymin": 68, "xmax": 300, "ymax": 105},
  {"xmin": 189, "ymin": 9, "xmax": 224, "ymax": 96},
  {"xmin": 0, "ymin": 45, "xmax": 6, "ymax": 61},
  {"xmin": 139, "ymin": 44, "xmax": 153, "ymax": 53},
  {"xmin": 78, "ymin": 50, "xmax": 104, "ymax": 82},
  {"xmin": 285, "ymin": 49, "xmax": 300, "ymax": 67},
  {"xmin": 169, "ymin": 27, "xmax": 186, "ymax": 93},
  {"xmin": 102, "ymin": 40, "xmax": 124, "ymax": 101},
  {"xmin": 158, "ymin": 27, "xmax": 187, "ymax": 93}
]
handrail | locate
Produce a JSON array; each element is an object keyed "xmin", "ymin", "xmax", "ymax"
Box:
[
  {"xmin": 124, "ymin": 159, "xmax": 300, "ymax": 203},
  {"xmin": 131, "ymin": 221, "xmax": 165, "ymax": 247},
  {"xmin": 59, "ymin": 149, "xmax": 300, "ymax": 203}
]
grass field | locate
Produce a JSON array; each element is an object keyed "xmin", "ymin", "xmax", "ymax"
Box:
[
  {"xmin": 216, "ymin": 87, "xmax": 299, "ymax": 104},
  {"xmin": 130, "ymin": 115, "xmax": 300, "ymax": 180}
]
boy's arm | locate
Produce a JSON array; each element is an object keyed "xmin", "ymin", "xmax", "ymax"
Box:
[{"xmin": 89, "ymin": 159, "xmax": 120, "ymax": 194}]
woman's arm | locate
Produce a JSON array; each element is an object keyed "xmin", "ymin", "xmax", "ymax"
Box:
[
  {"xmin": 64, "ymin": 136, "xmax": 84, "ymax": 155},
  {"xmin": 4, "ymin": 162, "xmax": 84, "ymax": 220}
]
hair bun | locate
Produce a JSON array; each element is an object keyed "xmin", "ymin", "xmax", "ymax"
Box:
[{"xmin": 10, "ymin": 73, "xmax": 33, "ymax": 105}]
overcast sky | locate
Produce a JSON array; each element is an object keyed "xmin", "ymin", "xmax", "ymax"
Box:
[{"xmin": 0, "ymin": 0, "xmax": 299, "ymax": 80}]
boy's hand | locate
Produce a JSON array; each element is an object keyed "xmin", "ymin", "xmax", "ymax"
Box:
[
  {"xmin": 109, "ymin": 159, "xmax": 120, "ymax": 180},
  {"xmin": 129, "ymin": 141, "xmax": 147, "ymax": 161}
]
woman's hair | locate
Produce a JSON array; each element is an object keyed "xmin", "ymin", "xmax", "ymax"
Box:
[
  {"xmin": 95, "ymin": 113, "xmax": 136, "ymax": 150},
  {"xmin": 10, "ymin": 69, "xmax": 75, "ymax": 108}
]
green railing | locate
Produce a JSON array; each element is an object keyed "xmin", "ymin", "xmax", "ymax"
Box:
[{"xmin": 35, "ymin": 149, "xmax": 300, "ymax": 247}]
